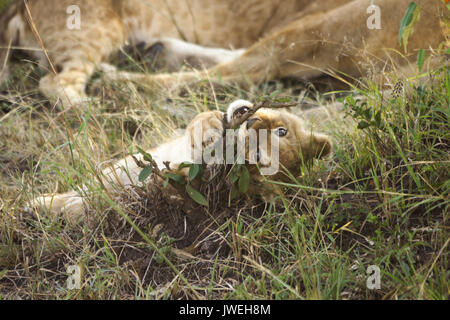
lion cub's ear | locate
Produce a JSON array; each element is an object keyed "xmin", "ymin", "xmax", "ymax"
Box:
[
  {"xmin": 313, "ymin": 134, "xmax": 332, "ymax": 159},
  {"xmin": 301, "ymin": 132, "xmax": 333, "ymax": 160},
  {"xmin": 226, "ymin": 99, "xmax": 254, "ymax": 123}
]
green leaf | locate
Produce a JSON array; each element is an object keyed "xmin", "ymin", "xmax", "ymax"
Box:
[
  {"xmin": 178, "ymin": 162, "xmax": 195, "ymax": 170},
  {"xmin": 163, "ymin": 177, "xmax": 169, "ymax": 188},
  {"xmin": 230, "ymin": 184, "xmax": 239, "ymax": 200},
  {"xmin": 185, "ymin": 184, "xmax": 208, "ymax": 206},
  {"xmin": 229, "ymin": 173, "xmax": 239, "ymax": 184},
  {"xmin": 357, "ymin": 120, "xmax": 370, "ymax": 130},
  {"xmin": 238, "ymin": 166, "xmax": 250, "ymax": 193},
  {"xmin": 417, "ymin": 49, "xmax": 426, "ymax": 71},
  {"xmin": 136, "ymin": 146, "xmax": 154, "ymax": 163},
  {"xmin": 188, "ymin": 164, "xmax": 201, "ymax": 181},
  {"xmin": 275, "ymin": 97, "xmax": 292, "ymax": 103},
  {"xmin": 374, "ymin": 110, "xmax": 382, "ymax": 127},
  {"xmin": 269, "ymin": 90, "xmax": 279, "ymax": 98},
  {"xmin": 229, "ymin": 165, "xmax": 241, "ymax": 184},
  {"xmin": 398, "ymin": 2, "xmax": 420, "ymax": 51},
  {"xmin": 138, "ymin": 166, "xmax": 153, "ymax": 182},
  {"xmin": 398, "ymin": 2, "xmax": 417, "ymax": 44},
  {"xmin": 166, "ymin": 173, "xmax": 185, "ymax": 184}
]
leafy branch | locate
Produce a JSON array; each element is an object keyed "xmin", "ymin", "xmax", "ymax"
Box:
[{"xmin": 132, "ymin": 146, "xmax": 208, "ymax": 206}]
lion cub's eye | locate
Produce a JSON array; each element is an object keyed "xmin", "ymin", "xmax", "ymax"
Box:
[{"xmin": 275, "ymin": 127, "xmax": 288, "ymax": 137}]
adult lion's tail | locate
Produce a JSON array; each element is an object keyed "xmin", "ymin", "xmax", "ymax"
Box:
[{"xmin": 0, "ymin": 0, "xmax": 25, "ymax": 85}]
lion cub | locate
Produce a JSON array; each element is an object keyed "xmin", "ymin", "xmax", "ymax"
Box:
[{"xmin": 28, "ymin": 100, "xmax": 331, "ymax": 224}]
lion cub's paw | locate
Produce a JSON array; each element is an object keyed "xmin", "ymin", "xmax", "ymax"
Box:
[
  {"xmin": 187, "ymin": 110, "xmax": 224, "ymax": 151},
  {"xmin": 186, "ymin": 100, "xmax": 255, "ymax": 151},
  {"xmin": 25, "ymin": 192, "xmax": 88, "ymax": 225}
]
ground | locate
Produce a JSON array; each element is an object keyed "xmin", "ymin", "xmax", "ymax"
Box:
[{"xmin": 0, "ymin": 47, "xmax": 448, "ymax": 299}]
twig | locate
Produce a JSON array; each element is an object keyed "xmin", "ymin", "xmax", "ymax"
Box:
[
  {"xmin": 131, "ymin": 155, "xmax": 167, "ymax": 182},
  {"xmin": 131, "ymin": 154, "xmax": 186, "ymax": 195}
]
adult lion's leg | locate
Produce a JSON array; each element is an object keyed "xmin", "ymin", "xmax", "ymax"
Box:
[
  {"xmin": 23, "ymin": 0, "xmax": 126, "ymax": 107},
  {"xmin": 105, "ymin": 0, "xmax": 444, "ymax": 88},
  {"xmin": 39, "ymin": 61, "xmax": 97, "ymax": 107},
  {"xmin": 100, "ymin": 37, "xmax": 244, "ymax": 86},
  {"xmin": 204, "ymin": 0, "xmax": 445, "ymax": 84},
  {"xmin": 139, "ymin": 38, "xmax": 245, "ymax": 71}
]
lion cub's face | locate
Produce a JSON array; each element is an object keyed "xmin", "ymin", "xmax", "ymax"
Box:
[{"xmin": 229, "ymin": 102, "xmax": 332, "ymax": 179}]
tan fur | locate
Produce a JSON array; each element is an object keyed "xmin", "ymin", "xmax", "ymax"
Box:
[
  {"xmin": 1, "ymin": 0, "xmax": 446, "ymax": 105},
  {"xmin": 28, "ymin": 100, "xmax": 331, "ymax": 224}
]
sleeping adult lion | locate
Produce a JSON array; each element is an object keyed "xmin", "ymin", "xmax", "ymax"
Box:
[
  {"xmin": 1, "ymin": 0, "xmax": 447, "ymax": 106},
  {"xmin": 28, "ymin": 100, "xmax": 332, "ymax": 224}
]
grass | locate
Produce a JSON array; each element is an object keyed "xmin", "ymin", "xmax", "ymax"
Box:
[{"xmin": 0, "ymin": 48, "xmax": 448, "ymax": 299}]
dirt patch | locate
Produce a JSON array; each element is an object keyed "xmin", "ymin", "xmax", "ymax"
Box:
[{"xmin": 71, "ymin": 165, "xmax": 266, "ymax": 287}]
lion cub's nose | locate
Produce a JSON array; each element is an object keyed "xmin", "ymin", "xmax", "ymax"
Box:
[{"xmin": 256, "ymin": 150, "xmax": 272, "ymax": 168}]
